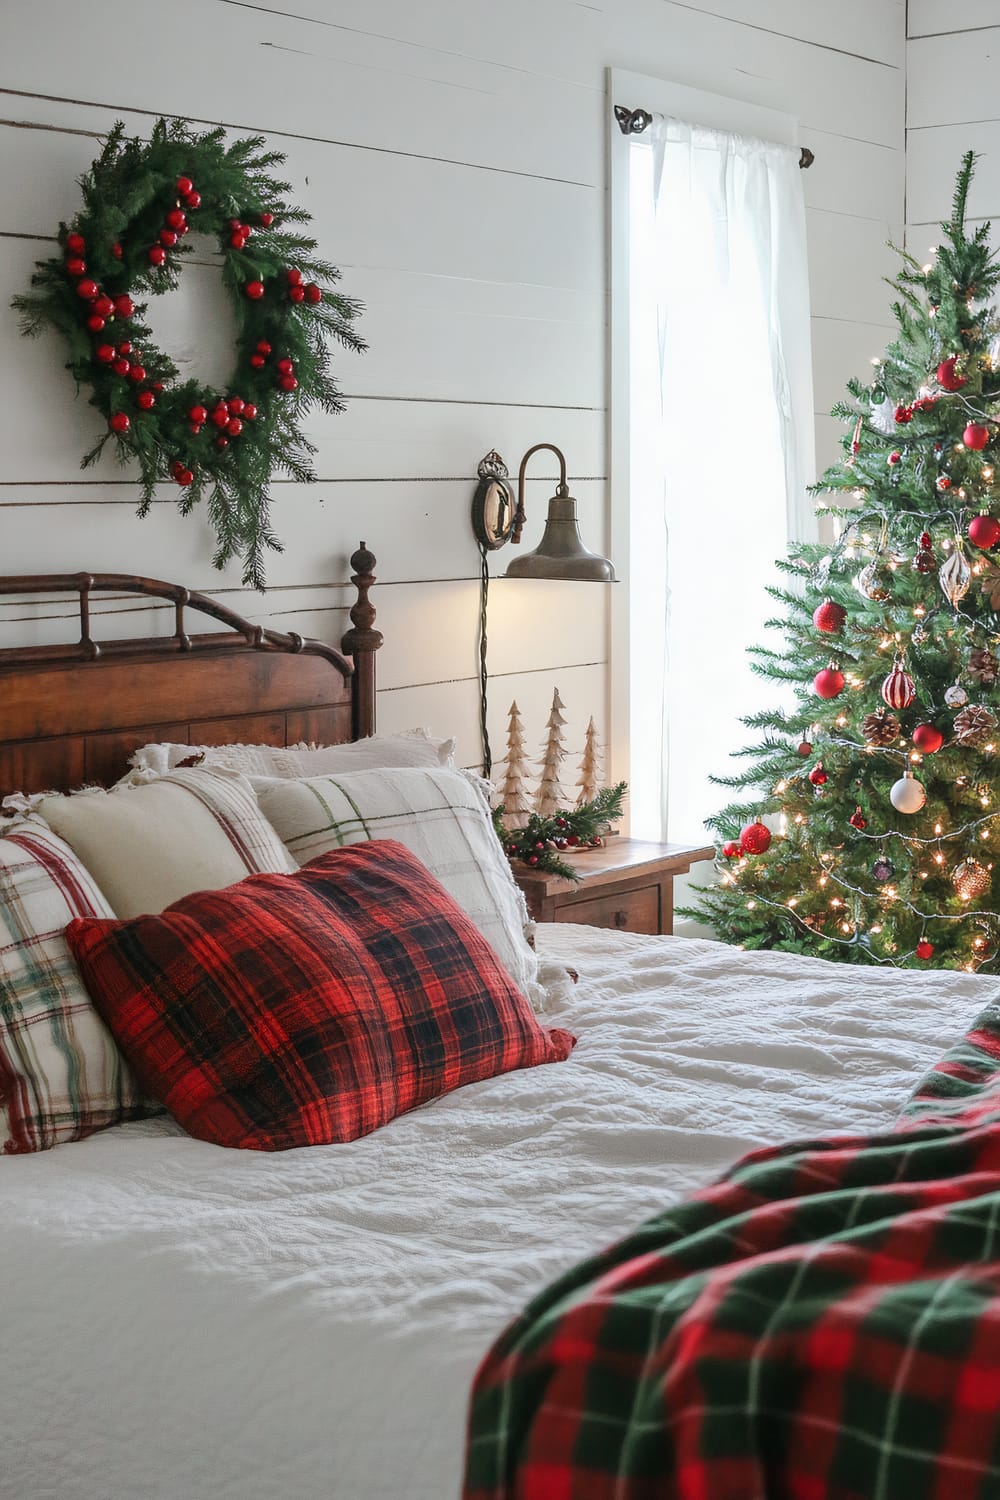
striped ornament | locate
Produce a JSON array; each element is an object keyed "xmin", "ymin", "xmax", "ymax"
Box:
[{"xmin": 881, "ymin": 662, "xmax": 916, "ymax": 710}]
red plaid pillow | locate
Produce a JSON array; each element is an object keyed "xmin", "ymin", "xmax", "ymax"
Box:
[{"xmin": 65, "ymin": 840, "xmax": 575, "ymax": 1151}]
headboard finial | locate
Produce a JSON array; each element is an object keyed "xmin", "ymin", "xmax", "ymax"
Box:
[{"xmin": 341, "ymin": 543, "xmax": 382, "ymax": 739}]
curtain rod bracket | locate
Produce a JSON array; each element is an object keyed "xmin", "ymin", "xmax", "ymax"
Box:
[{"xmin": 613, "ymin": 103, "xmax": 815, "ymax": 167}]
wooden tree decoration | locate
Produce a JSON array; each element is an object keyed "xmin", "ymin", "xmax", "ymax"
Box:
[
  {"xmin": 497, "ymin": 700, "xmax": 533, "ymax": 828},
  {"xmin": 576, "ymin": 716, "xmax": 603, "ymax": 806},
  {"xmin": 535, "ymin": 687, "xmax": 571, "ymax": 817}
]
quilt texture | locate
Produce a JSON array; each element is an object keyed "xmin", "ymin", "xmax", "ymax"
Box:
[{"xmin": 465, "ymin": 997, "xmax": 1000, "ymax": 1500}]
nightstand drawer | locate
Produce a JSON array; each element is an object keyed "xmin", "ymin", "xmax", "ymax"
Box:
[{"xmin": 555, "ymin": 883, "xmax": 660, "ymax": 935}]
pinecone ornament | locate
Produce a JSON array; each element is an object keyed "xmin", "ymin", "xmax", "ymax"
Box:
[
  {"xmin": 863, "ymin": 708, "xmax": 901, "ymax": 746},
  {"xmin": 954, "ymin": 704, "xmax": 999, "ymax": 747},
  {"xmin": 968, "ymin": 648, "xmax": 1000, "ymax": 686}
]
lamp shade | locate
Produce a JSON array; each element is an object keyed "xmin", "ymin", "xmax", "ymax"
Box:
[{"xmin": 503, "ymin": 494, "xmax": 616, "ymax": 582}]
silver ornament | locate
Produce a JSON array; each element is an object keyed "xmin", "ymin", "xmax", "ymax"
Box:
[
  {"xmin": 868, "ymin": 396, "xmax": 898, "ymax": 437},
  {"xmin": 857, "ymin": 558, "xmax": 893, "ymax": 602},
  {"xmin": 945, "ymin": 683, "xmax": 968, "ymax": 708},
  {"xmin": 939, "ymin": 545, "xmax": 972, "ymax": 608},
  {"xmin": 889, "ymin": 773, "xmax": 927, "ymax": 815}
]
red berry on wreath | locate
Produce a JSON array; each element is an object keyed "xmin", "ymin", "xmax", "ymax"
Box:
[
  {"xmin": 111, "ymin": 241, "xmax": 123, "ymax": 259},
  {"xmin": 91, "ymin": 295, "xmax": 113, "ymax": 319},
  {"xmin": 507, "ymin": 843, "xmax": 518, "ymax": 856},
  {"xmin": 968, "ymin": 513, "xmax": 1000, "ymax": 550},
  {"xmin": 245, "ymin": 280, "xmax": 265, "ymax": 299},
  {"xmin": 96, "ymin": 343, "xmax": 115, "ymax": 363},
  {"xmin": 87, "ymin": 314, "xmax": 106, "ymax": 332},
  {"xmin": 108, "ymin": 412, "xmax": 130, "ymax": 433},
  {"xmin": 721, "ymin": 841, "xmax": 740, "ymax": 859},
  {"xmin": 160, "ymin": 229, "xmax": 178, "ymax": 248},
  {"xmin": 189, "ymin": 422, "xmax": 202, "ymax": 435},
  {"xmin": 148, "ymin": 245, "xmax": 167, "ymax": 266},
  {"xmin": 241, "ymin": 403, "xmax": 257, "ymax": 421},
  {"xmin": 287, "ymin": 268, "xmax": 303, "ymax": 286},
  {"xmin": 964, "ymin": 422, "xmax": 990, "ymax": 450},
  {"xmin": 229, "ymin": 233, "xmax": 247, "ymax": 250},
  {"xmin": 215, "ymin": 436, "xmax": 229, "ymax": 450},
  {"xmin": 226, "ymin": 417, "xmax": 243, "ymax": 436},
  {"xmin": 66, "ymin": 232, "xmax": 85, "ymax": 254},
  {"xmin": 118, "ymin": 342, "xmax": 132, "ymax": 354},
  {"xmin": 257, "ymin": 341, "xmax": 272, "ymax": 355},
  {"xmin": 276, "ymin": 356, "xmax": 294, "ymax": 374},
  {"xmin": 813, "ymin": 599, "xmax": 847, "ymax": 634},
  {"xmin": 211, "ymin": 406, "xmax": 229, "ymax": 428},
  {"xmin": 260, "ymin": 212, "xmax": 273, "ymax": 227},
  {"xmin": 152, "ymin": 382, "xmax": 164, "ymax": 392},
  {"xmin": 916, "ymin": 939, "xmax": 935, "ymax": 961},
  {"xmin": 289, "ymin": 284, "xmax": 305, "ymax": 303},
  {"xmin": 278, "ymin": 374, "xmax": 299, "ymax": 392},
  {"xmin": 165, "ymin": 208, "xmax": 187, "ymax": 231},
  {"xmin": 175, "ymin": 176, "xmax": 193, "ymax": 196},
  {"xmin": 175, "ymin": 467, "xmax": 194, "ymax": 487},
  {"xmin": 304, "ymin": 283, "xmax": 322, "ymax": 304},
  {"xmin": 189, "ymin": 404, "xmax": 208, "ymax": 425},
  {"xmin": 76, "ymin": 278, "xmax": 98, "ymax": 299},
  {"xmin": 112, "ymin": 357, "xmax": 130, "ymax": 376},
  {"xmin": 250, "ymin": 354, "xmax": 266, "ymax": 368},
  {"xmin": 65, "ymin": 257, "xmax": 86, "ymax": 278},
  {"xmin": 184, "ymin": 190, "xmax": 201, "ymax": 209},
  {"xmin": 114, "ymin": 295, "xmax": 134, "ymax": 319},
  {"xmin": 128, "ymin": 364, "xmax": 146, "ymax": 382},
  {"xmin": 527, "ymin": 855, "xmax": 539, "ymax": 866},
  {"xmin": 566, "ymin": 834, "xmax": 579, "ymax": 846},
  {"xmin": 814, "ymin": 667, "xmax": 845, "ymax": 699},
  {"xmin": 739, "ymin": 821, "xmax": 772, "ymax": 856},
  {"xmin": 534, "ymin": 841, "xmax": 545, "ymax": 851},
  {"xmin": 137, "ymin": 390, "xmax": 156, "ymax": 411},
  {"xmin": 227, "ymin": 397, "xmax": 244, "ymax": 414}
]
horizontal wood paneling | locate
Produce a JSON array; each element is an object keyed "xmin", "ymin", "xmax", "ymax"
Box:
[
  {"xmin": 1, "ymin": 0, "xmax": 904, "ymax": 778},
  {"xmin": 908, "ymin": 1, "xmax": 999, "ymax": 39}
]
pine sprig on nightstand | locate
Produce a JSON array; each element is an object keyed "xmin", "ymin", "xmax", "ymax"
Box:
[{"xmin": 494, "ymin": 782, "xmax": 627, "ymax": 882}]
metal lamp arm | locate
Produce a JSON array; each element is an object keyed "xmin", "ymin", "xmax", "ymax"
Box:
[{"xmin": 512, "ymin": 443, "xmax": 568, "ymax": 544}]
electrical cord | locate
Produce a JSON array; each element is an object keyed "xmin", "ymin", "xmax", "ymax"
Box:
[{"xmin": 478, "ymin": 540, "xmax": 492, "ymax": 776}]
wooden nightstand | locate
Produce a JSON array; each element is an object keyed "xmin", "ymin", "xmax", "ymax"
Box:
[{"xmin": 512, "ymin": 838, "xmax": 715, "ymax": 936}]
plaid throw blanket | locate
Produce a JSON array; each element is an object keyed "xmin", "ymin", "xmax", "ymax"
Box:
[{"xmin": 464, "ymin": 1000, "xmax": 1000, "ymax": 1499}]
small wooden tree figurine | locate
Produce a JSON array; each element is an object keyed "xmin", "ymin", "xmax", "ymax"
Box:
[
  {"xmin": 497, "ymin": 701, "xmax": 532, "ymax": 828},
  {"xmin": 576, "ymin": 716, "xmax": 603, "ymax": 806},
  {"xmin": 535, "ymin": 687, "xmax": 571, "ymax": 817}
]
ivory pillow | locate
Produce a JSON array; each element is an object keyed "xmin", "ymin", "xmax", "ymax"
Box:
[
  {"xmin": 34, "ymin": 768, "xmax": 296, "ymax": 918},
  {"xmin": 129, "ymin": 729, "xmax": 455, "ymax": 781},
  {"xmin": 256, "ymin": 766, "xmax": 556, "ymax": 1012}
]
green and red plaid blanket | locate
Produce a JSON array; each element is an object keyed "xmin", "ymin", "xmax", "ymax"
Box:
[{"xmin": 464, "ymin": 1001, "xmax": 1000, "ymax": 1500}]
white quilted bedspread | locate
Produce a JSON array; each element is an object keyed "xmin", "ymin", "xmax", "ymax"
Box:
[{"xmin": 1, "ymin": 926, "xmax": 994, "ymax": 1500}]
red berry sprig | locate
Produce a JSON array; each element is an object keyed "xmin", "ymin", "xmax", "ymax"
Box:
[{"xmin": 494, "ymin": 784, "xmax": 627, "ymax": 882}]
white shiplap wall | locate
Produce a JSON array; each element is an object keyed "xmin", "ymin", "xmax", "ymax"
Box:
[
  {"xmin": 0, "ymin": 0, "xmax": 904, "ymax": 772},
  {"xmin": 907, "ymin": 4, "xmax": 1000, "ymax": 247}
]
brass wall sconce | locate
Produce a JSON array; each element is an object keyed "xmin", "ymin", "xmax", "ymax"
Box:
[{"xmin": 471, "ymin": 446, "xmax": 616, "ymax": 772}]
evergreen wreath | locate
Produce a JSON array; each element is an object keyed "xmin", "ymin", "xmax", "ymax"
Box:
[
  {"xmin": 494, "ymin": 782, "xmax": 628, "ymax": 881},
  {"xmin": 12, "ymin": 118, "xmax": 365, "ymax": 588}
]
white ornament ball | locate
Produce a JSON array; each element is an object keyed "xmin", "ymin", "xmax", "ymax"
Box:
[
  {"xmin": 889, "ymin": 774, "xmax": 927, "ymax": 815},
  {"xmin": 945, "ymin": 684, "xmax": 968, "ymax": 708}
]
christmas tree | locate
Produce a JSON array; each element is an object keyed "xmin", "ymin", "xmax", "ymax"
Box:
[
  {"xmin": 576, "ymin": 717, "xmax": 603, "ymax": 806},
  {"xmin": 536, "ymin": 688, "xmax": 571, "ymax": 817},
  {"xmin": 497, "ymin": 701, "xmax": 533, "ymax": 828},
  {"xmin": 681, "ymin": 155, "xmax": 1000, "ymax": 973}
]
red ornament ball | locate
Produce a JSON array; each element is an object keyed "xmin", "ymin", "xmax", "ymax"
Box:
[
  {"xmin": 226, "ymin": 417, "xmax": 243, "ymax": 436},
  {"xmin": 278, "ymin": 374, "xmax": 299, "ymax": 392},
  {"xmin": 165, "ymin": 208, "xmax": 187, "ymax": 231},
  {"xmin": 245, "ymin": 280, "xmax": 265, "ymax": 300},
  {"xmin": 814, "ymin": 667, "xmax": 845, "ymax": 699},
  {"xmin": 305, "ymin": 283, "xmax": 322, "ymax": 304},
  {"xmin": 86, "ymin": 314, "xmax": 106, "ymax": 332},
  {"xmin": 127, "ymin": 364, "xmax": 146, "ymax": 383},
  {"xmin": 137, "ymin": 390, "xmax": 156, "ymax": 411},
  {"xmin": 66, "ymin": 232, "xmax": 85, "ymax": 255},
  {"xmin": 813, "ymin": 599, "xmax": 847, "ymax": 635},
  {"xmin": 916, "ymin": 939, "xmax": 935, "ymax": 961},
  {"xmin": 118, "ymin": 342, "xmax": 132, "ymax": 354},
  {"xmin": 92, "ymin": 295, "xmax": 115, "ymax": 318},
  {"xmin": 174, "ymin": 467, "xmax": 194, "ymax": 487},
  {"xmin": 76, "ymin": 278, "xmax": 98, "ymax": 300},
  {"xmin": 276, "ymin": 356, "xmax": 294, "ymax": 374},
  {"xmin": 159, "ymin": 229, "xmax": 178, "ymax": 248},
  {"xmin": 188, "ymin": 405, "xmax": 208, "ymax": 425},
  {"xmin": 848, "ymin": 807, "xmax": 867, "ymax": 831},
  {"xmin": 65, "ymin": 256, "xmax": 86, "ymax": 278},
  {"xmin": 260, "ymin": 212, "xmax": 274, "ymax": 227},
  {"xmin": 215, "ymin": 436, "xmax": 229, "ymax": 450},
  {"xmin": 969, "ymin": 513, "xmax": 1000, "ymax": 550},
  {"xmin": 108, "ymin": 412, "xmax": 130, "ymax": 433},
  {"xmin": 740, "ymin": 821, "xmax": 772, "ymax": 856},
  {"xmin": 888, "ymin": 451, "xmax": 902, "ymax": 466},
  {"xmin": 912, "ymin": 723, "xmax": 944, "ymax": 754},
  {"xmin": 257, "ymin": 341, "xmax": 272, "ymax": 356},
  {"xmin": 95, "ymin": 344, "xmax": 115, "ymax": 363},
  {"xmin": 211, "ymin": 406, "xmax": 229, "ymax": 428},
  {"xmin": 148, "ymin": 245, "xmax": 167, "ymax": 266},
  {"xmin": 112, "ymin": 357, "xmax": 130, "ymax": 376},
  {"xmin": 175, "ymin": 176, "xmax": 193, "ymax": 196},
  {"xmin": 721, "ymin": 841, "xmax": 740, "ymax": 859},
  {"xmin": 882, "ymin": 663, "xmax": 916, "ymax": 710},
  {"xmin": 797, "ymin": 741, "xmax": 812, "ymax": 757},
  {"xmin": 937, "ymin": 355, "xmax": 967, "ymax": 392},
  {"xmin": 250, "ymin": 354, "xmax": 266, "ymax": 369},
  {"xmin": 241, "ymin": 403, "xmax": 257, "ymax": 421},
  {"xmin": 287, "ymin": 268, "xmax": 303, "ymax": 287},
  {"xmin": 288, "ymin": 284, "xmax": 306, "ymax": 303},
  {"xmin": 114, "ymin": 295, "xmax": 134, "ymax": 319},
  {"xmin": 227, "ymin": 397, "xmax": 244, "ymax": 414},
  {"xmin": 185, "ymin": 191, "xmax": 201, "ymax": 210},
  {"xmin": 808, "ymin": 764, "xmax": 828, "ymax": 787},
  {"xmin": 964, "ymin": 422, "xmax": 991, "ymax": 451}
]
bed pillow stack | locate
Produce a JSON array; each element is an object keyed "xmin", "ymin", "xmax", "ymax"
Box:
[{"xmin": 128, "ymin": 728, "xmax": 455, "ymax": 781}]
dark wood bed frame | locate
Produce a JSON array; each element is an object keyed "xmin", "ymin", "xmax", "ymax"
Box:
[{"xmin": 0, "ymin": 543, "xmax": 382, "ymax": 796}]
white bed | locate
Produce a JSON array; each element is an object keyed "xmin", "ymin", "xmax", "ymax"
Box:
[{"xmin": 1, "ymin": 923, "xmax": 993, "ymax": 1500}]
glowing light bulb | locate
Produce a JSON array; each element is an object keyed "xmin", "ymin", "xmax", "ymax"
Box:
[
  {"xmin": 787, "ymin": 897, "xmax": 798, "ymax": 908},
  {"xmin": 934, "ymin": 823, "xmax": 943, "ymax": 835},
  {"xmin": 746, "ymin": 900, "xmax": 756, "ymax": 910}
]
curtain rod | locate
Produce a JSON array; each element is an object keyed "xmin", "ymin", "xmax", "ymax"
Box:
[{"xmin": 613, "ymin": 105, "xmax": 814, "ymax": 168}]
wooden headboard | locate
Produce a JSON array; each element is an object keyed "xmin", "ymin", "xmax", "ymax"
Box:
[{"xmin": 0, "ymin": 543, "xmax": 382, "ymax": 796}]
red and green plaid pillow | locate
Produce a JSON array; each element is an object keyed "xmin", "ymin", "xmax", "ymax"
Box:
[{"xmin": 66, "ymin": 840, "xmax": 575, "ymax": 1151}]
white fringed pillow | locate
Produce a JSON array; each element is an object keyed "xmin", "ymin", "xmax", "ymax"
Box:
[
  {"xmin": 129, "ymin": 729, "xmax": 455, "ymax": 781},
  {"xmin": 255, "ymin": 766, "xmax": 561, "ymax": 1013}
]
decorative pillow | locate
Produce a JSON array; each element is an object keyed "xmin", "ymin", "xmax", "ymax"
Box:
[
  {"xmin": 33, "ymin": 768, "xmax": 296, "ymax": 919},
  {"xmin": 66, "ymin": 842, "xmax": 575, "ymax": 1151},
  {"xmin": 256, "ymin": 766, "xmax": 551, "ymax": 1010},
  {"xmin": 0, "ymin": 823, "xmax": 147, "ymax": 1153},
  {"xmin": 129, "ymin": 729, "xmax": 455, "ymax": 781}
]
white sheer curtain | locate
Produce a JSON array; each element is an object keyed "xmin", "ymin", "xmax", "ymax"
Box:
[{"xmin": 628, "ymin": 117, "xmax": 816, "ymax": 844}]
